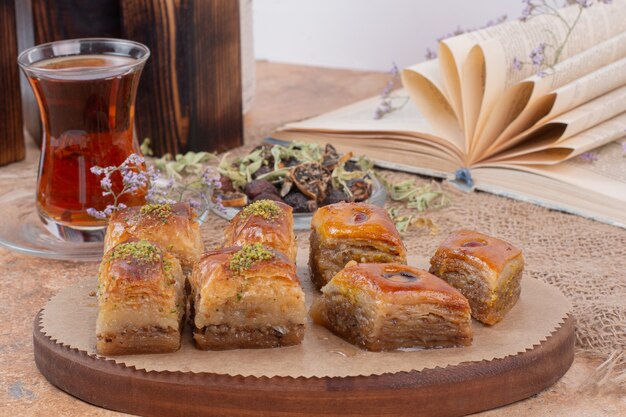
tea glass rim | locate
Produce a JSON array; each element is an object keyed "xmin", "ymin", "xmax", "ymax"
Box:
[{"xmin": 17, "ymin": 37, "xmax": 150, "ymax": 77}]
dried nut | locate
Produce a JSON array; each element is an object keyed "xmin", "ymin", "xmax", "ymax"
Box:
[
  {"xmin": 322, "ymin": 189, "xmax": 351, "ymax": 206},
  {"xmin": 219, "ymin": 192, "xmax": 248, "ymax": 207},
  {"xmin": 322, "ymin": 144, "xmax": 340, "ymax": 170},
  {"xmin": 252, "ymin": 165, "xmax": 273, "ymax": 179},
  {"xmin": 244, "ymin": 179, "xmax": 279, "ymax": 199},
  {"xmin": 219, "ymin": 175, "xmax": 235, "ymax": 193},
  {"xmin": 288, "ymin": 162, "xmax": 331, "ymax": 202},
  {"xmin": 347, "ymin": 179, "xmax": 372, "ymax": 202},
  {"xmin": 284, "ymin": 191, "xmax": 315, "ymax": 213}
]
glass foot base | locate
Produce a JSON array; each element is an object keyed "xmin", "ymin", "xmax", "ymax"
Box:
[
  {"xmin": 38, "ymin": 212, "xmax": 106, "ymax": 242},
  {"xmin": 0, "ymin": 190, "xmax": 104, "ymax": 261}
]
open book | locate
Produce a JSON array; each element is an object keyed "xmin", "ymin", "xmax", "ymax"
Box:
[{"xmin": 274, "ymin": 1, "xmax": 626, "ymax": 228}]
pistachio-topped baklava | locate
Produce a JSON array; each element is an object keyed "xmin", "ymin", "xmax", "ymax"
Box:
[
  {"xmin": 224, "ymin": 199, "xmax": 296, "ymax": 262},
  {"xmin": 311, "ymin": 262, "xmax": 473, "ymax": 351},
  {"xmin": 309, "ymin": 202, "xmax": 407, "ymax": 289},
  {"xmin": 429, "ymin": 230, "xmax": 524, "ymax": 325},
  {"xmin": 96, "ymin": 239, "xmax": 185, "ymax": 355},
  {"xmin": 190, "ymin": 243, "xmax": 306, "ymax": 350},
  {"xmin": 104, "ymin": 202, "xmax": 204, "ymax": 270}
]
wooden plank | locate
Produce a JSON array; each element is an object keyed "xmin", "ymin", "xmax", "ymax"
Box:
[
  {"xmin": 33, "ymin": 309, "xmax": 575, "ymax": 417},
  {"xmin": 31, "ymin": 0, "xmax": 121, "ymax": 43},
  {"xmin": 25, "ymin": 0, "xmax": 122, "ymax": 146},
  {"xmin": 121, "ymin": 0, "xmax": 243, "ymax": 156},
  {"xmin": 0, "ymin": 0, "xmax": 26, "ymax": 166}
]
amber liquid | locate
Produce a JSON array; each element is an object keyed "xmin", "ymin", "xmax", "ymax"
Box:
[{"xmin": 29, "ymin": 55, "xmax": 146, "ymax": 228}]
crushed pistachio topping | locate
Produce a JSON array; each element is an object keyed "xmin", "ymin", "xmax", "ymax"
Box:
[
  {"xmin": 240, "ymin": 200, "xmax": 281, "ymax": 220},
  {"xmin": 140, "ymin": 203, "xmax": 172, "ymax": 220},
  {"xmin": 108, "ymin": 240, "xmax": 161, "ymax": 263},
  {"xmin": 229, "ymin": 243, "xmax": 274, "ymax": 273}
]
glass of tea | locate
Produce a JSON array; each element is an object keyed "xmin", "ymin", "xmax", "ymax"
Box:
[{"xmin": 18, "ymin": 38, "xmax": 150, "ymax": 242}]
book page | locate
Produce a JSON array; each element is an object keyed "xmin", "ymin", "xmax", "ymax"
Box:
[
  {"xmin": 482, "ymin": 31, "xmax": 626, "ymax": 156},
  {"xmin": 483, "ymin": 112, "xmax": 626, "ymax": 165},
  {"xmin": 279, "ymin": 91, "xmax": 464, "ymax": 152},
  {"xmin": 439, "ymin": 1, "xmax": 626, "ymax": 158},
  {"xmin": 472, "ymin": 141, "xmax": 626, "ymax": 227},
  {"xmin": 487, "ymin": 85, "xmax": 626, "ymax": 162},
  {"xmin": 401, "ymin": 60, "xmax": 465, "ymax": 152}
]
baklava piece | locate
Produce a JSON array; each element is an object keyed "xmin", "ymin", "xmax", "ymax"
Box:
[
  {"xmin": 104, "ymin": 202, "xmax": 204, "ymax": 270},
  {"xmin": 96, "ymin": 239, "xmax": 185, "ymax": 355},
  {"xmin": 311, "ymin": 262, "xmax": 473, "ymax": 351},
  {"xmin": 224, "ymin": 199, "xmax": 296, "ymax": 262},
  {"xmin": 190, "ymin": 244, "xmax": 306, "ymax": 350},
  {"xmin": 429, "ymin": 230, "xmax": 524, "ymax": 325},
  {"xmin": 309, "ymin": 202, "xmax": 407, "ymax": 289}
]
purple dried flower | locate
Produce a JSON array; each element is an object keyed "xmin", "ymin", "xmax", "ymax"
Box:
[
  {"xmin": 425, "ymin": 48, "xmax": 437, "ymax": 60},
  {"xmin": 600, "ymin": 0, "xmax": 613, "ymax": 4},
  {"xmin": 576, "ymin": 0, "xmax": 592, "ymax": 7},
  {"xmin": 530, "ymin": 43, "xmax": 547, "ymax": 66},
  {"xmin": 125, "ymin": 153, "xmax": 145, "ymax": 166},
  {"xmin": 621, "ymin": 140, "xmax": 626, "ymax": 154},
  {"xmin": 100, "ymin": 176, "xmax": 112, "ymax": 190},
  {"xmin": 213, "ymin": 195, "xmax": 226, "ymax": 214},
  {"xmin": 201, "ymin": 167, "xmax": 221, "ymax": 188},
  {"xmin": 188, "ymin": 199, "xmax": 202, "ymax": 210},
  {"xmin": 389, "ymin": 62, "xmax": 400, "ymax": 77},
  {"xmin": 90, "ymin": 166, "xmax": 104, "ymax": 175},
  {"xmin": 374, "ymin": 100, "xmax": 393, "ymax": 119},
  {"xmin": 578, "ymin": 152, "xmax": 598, "ymax": 162},
  {"xmin": 86, "ymin": 207, "xmax": 107, "ymax": 219},
  {"xmin": 512, "ymin": 57, "xmax": 523, "ymax": 70}
]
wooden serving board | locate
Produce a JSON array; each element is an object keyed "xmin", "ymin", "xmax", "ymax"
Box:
[
  {"xmin": 33, "ymin": 252, "xmax": 575, "ymax": 416},
  {"xmin": 34, "ymin": 313, "xmax": 574, "ymax": 417}
]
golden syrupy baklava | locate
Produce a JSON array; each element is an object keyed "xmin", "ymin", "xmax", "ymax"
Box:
[
  {"xmin": 309, "ymin": 202, "xmax": 407, "ymax": 289},
  {"xmin": 223, "ymin": 200, "xmax": 296, "ymax": 262},
  {"xmin": 429, "ymin": 230, "xmax": 524, "ymax": 325},
  {"xmin": 190, "ymin": 244, "xmax": 306, "ymax": 350},
  {"xmin": 311, "ymin": 262, "xmax": 473, "ymax": 351},
  {"xmin": 104, "ymin": 202, "xmax": 204, "ymax": 271},
  {"xmin": 96, "ymin": 239, "xmax": 185, "ymax": 355}
]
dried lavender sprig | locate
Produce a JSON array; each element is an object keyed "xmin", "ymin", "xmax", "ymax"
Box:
[
  {"xmin": 87, "ymin": 153, "xmax": 147, "ymax": 218},
  {"xmin": 514, "ymin": 0, "xmax": 612, "ymax": 76},
  {"xmin": 425, "ymin": 14, "xmax": 507, "ymax": 60},
  {"xmin": 373, "ymin": 62, "xmax": 410, "ymax": 120}
]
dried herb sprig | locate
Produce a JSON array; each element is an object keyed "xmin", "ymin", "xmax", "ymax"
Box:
[
  {"xmin": 514, "ymin": 0, "xmax": 613, "ymax": 77},
  {"xmin": 87, "ymin": 139, "xmax": 224, "ymax": 220},
  {"xmin": 87, "ymin": 154, "xmax": 148, "ymax": 219},
  {"xmin": 381, "ymin": 178, "xmax": 450, "ymax": 211},
  {"xmin": 387, "ymin": 207, "xmax": 439, "ymax": 235},
  {"xmin": 374, "ymin": 63, "xmax": 410, "ymax": 120},
  {"xmin": 380, "ymin": 177, "xmax": 450, "ymax": 234}
]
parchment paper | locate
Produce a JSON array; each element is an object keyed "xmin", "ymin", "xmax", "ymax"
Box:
[{"xmin": 40, "ymin": 253, "xmax": 572, "ymax": 378}]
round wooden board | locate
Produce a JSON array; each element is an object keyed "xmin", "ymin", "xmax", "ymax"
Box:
[{"xmin": 33, "ymin": 311, "xmax": 574, "ymax": 417}]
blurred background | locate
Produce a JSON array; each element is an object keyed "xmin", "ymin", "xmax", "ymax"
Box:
[{"xmin": 254, "ymin": 0, "xmax": 524, "ymax": 71}]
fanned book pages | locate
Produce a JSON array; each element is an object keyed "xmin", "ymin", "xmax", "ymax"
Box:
[{"xmin": 274, "ymin": 1, "xmax": 626, "ymax": 228}]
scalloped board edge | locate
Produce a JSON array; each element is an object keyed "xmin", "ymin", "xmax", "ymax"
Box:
[{"xmin": 33, "ymin": 311, "xmax": 575, "ymax": 417}]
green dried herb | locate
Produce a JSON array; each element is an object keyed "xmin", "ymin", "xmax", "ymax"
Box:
[
  {"xmin": 381, "ymin": 178, "xmax": 450, "ymax": 212},
  {"xmin": 332, "ymin": 154, "xmax": 375, "ymax": 198},
  {"xmin": 229, "ymin": 243, "xmax": 274, "ymax": 273},
  {"xmin": 154, "ymin": 148, "xmax": 218, "ymax": 181},
  {"xmin": 387, "ymin": 207, "xmax": 439, "ymax": 235}
]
